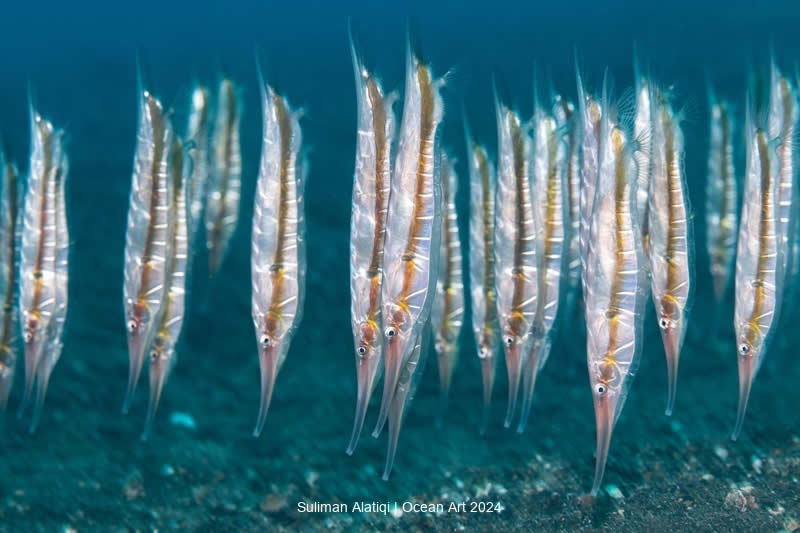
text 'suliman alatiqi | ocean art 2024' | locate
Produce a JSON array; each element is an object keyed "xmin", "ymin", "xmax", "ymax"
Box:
[{"xmin": 3, "ymin": 3, "xmax": 800, "ymax": 530}]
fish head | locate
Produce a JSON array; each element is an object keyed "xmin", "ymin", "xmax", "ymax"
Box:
[
  {"xmin": 23, "ymin": 310, "xmax": 44, "ymax": 358},
  {"xmin": 355, "ymin": 319, "xmax": 381, "ymax": 361},
  {"xmin": 590, "ymin": 356, "xmax": 624, "ymax": 443},
  {"xmin": 477, "ymin": 328, "xmax": 498, "ymax": 361},
  {"xmin": 736, "ymin": 320, "xmax": 764, "ymax": 365},
  {"xmin": 148, "ymin": 334, "xmax": 172, "ymax": 381},
  {"xmin": 383, "ymin": 300, "xmax": 413, "ymax": 365},
  {"xmin": 126, "ymin": 299, "xmax": 152, "ymax": 358},
  {"xmin": 256, "ymin": 311, "xmax": 289, "ymax": 357},
  {"xmin": 656, "ymin": 299, "xmax": 683, "ymax": 366}
]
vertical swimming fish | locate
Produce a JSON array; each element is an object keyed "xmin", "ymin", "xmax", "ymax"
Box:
[
  {"xmin": 518, "ymin": 105, "xmax": 567, "ymax": 433},
  {"xmin": 494, "ymin": 94, "xmax": 538, "ymax": 429},
  {"xmin": 206, "ymin": 78, "xmax": 242, "ymax": 275},
  {"xmin": 372, "ymin": 44, "xmax": 445, "ymax": 439},
  {"xmin": 705, "ymin": 85, "xmax": 738, "ymax": 303},
  {"xmin": 186, "ymin": 85, "xmax": 210, "ymax": 245},
  {"xmin": 0, "ymin": 153, "xmax": 20, "ymax": 411},
  {"xmin": 584, "ymin": 79, "xmax": 647, "ymax": 495},
  {"xmin": 431, "ymin": 150, "xmax": 464, "ymax": 421},
  {"xmin": 251, "ymin": 78, "xmax": 305, "ymax": 438},
  {"xmin": 29, "ymin": 142, "xmax": 69, "ymax": 432},
  {"xmin": 647, "ymin": 88, "xmax": 693, "ymax": 416},
  {"xmin": 768, "ymin": 63, "xmax": 798, "ymax": 308},
  {"xmin": 142, "ymin": 135, "xmax": 190, "ymax": 439},
  {"xmin": 732, "ymin": 100, "xmax": 781, "ymax": 441},
  {"xmin": 19, "ymin": 110, "xmax": 61, "ymax": 416},
  {"xmin": 122, "ymin": 88, "xmax": 173, "ymax": 413},
  {"xmin": 633, "ymin": 67, "xmax": 653, "ymax": 249},
  {"xmin": 553, "ymin": 96, "xmax": 581, "ymax": 318},
  {"xmin": 464, "ymin": 116, "xmax": 499, "ymax": 434},
  {"xmin": 346, "ymin": 34, "xmax": 397, "ymax": 455},
  {"xmin": 575, "ymin": 62, "xmax": 603, "ymax": 299}
]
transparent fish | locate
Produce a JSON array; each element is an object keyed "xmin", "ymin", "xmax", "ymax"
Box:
[
  {"xmin": 553, "ymin": 96, "xmax": 581, "ymax": 319},
  {"xmin": 464, "ymin": 117, "xmax": 499, "ymax": 435},
  {"xmin": 372, "ymin": 44, "xmax": 445, "ymax": 439},
  {"xmin": 30, "ymin": 142, "xmax": 69, "ymax": 432},
  {"xmin": 705, "ymin": 86, "xmax": 738, "ymax": 303},
  {"xmin": 518, "ymin": 105, "xmax": 567, "ymax": 434},
  {"xmin": 768, "ymin": 63, "xmax": 798, "ymax": 313},
  {"xmin": 251, "ymin": 79, "xmax": 305, "ymax": 438},
  {"xmin": 0, "ymin": 153, "xmax": 21, "ymax": 411},
  {"xmin": 346, "ymin": 32, "xmax": 397, "ymax": 455},
  {"xmin": 633, "ymin": 70, "xmax": 653, "ymax": 249},
  {"xmin": 142, "ymin": 135, "xmax": 190, "ymax": 440},
  {"xmin": 19, "ymin": 110, "xmax": 63, "ymax": 417},
  {"xmin": 494, "ymin": 96, "xmax": 538, "ymax": 429},
  {"xmin": 575, "ymin": 62, "xmax": 603, "ymax": 301},
  {"xmin": 431, "ymin": 150, "xmax": 464, "ymax": 422},
  {"xmin": 647, "ymin": 88, "xmax": 693, "ymax": 416},
  {"xmin": 186, "ymin": 85, "xmax": 210, "ymax": 246},
  {"xmin": 122, "ymin": 89, "xmax": 174, "ymax": 413},
  {"xmin": 732, "ymin": 100, "xmax": 782, "ymax": 441},
  {"xmin": 584, "ymin": 79, "xmax": 647, "ymax": 495},
  {"xmin": 206, "ymin": 78, "xmax": 242, "ymax": 275}
]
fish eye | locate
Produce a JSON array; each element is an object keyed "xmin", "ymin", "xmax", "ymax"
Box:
[
  {"xmin": 385, "ymin": 327, "xmax": 397, "ymax": 338},
  {"xmin": 739, "ymin": 343, "xmax": 750, "ymax": 355},
  {"xmin": 127, "ymin": 320, "xmax": 137, "ymax": 332},
  {"xmin": 150, "ymin": 349, "xmax": 159, "ymax": 360},
  {"xmin": 358, "ymin": 346, "xmax": 367, "ymax": 356},
  {"xmin": 595, "ymin": 384, "xmax": 607, "ymax": 395},
  {"xmin": 260, "ymin": 335, "xmax": 270, "ymax": 346},
  {"xmin": 504, "ymin": 336, "xmax": 513, "ymax": 346},
  {"xmin": 659, "ymin": 318, "xmax": 669, "ymax": 329},
  {"xmin": 24, "ymin": 331, "xmax": 32, "ymax": 343},
  {"xmin": 479, "ymin": 346, "xmax": 488, "ymax": 358}
]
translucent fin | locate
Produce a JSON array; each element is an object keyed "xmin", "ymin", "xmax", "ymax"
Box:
[
  {"xmin": 435, "ymin": 350, "xmax": 453, "ymax": 427},
  {"xmin": 346, "ymin": 353, "xmax": 380, "ymax": 455},
  {"xmin": 18, "ymin": 339, "xmax": 42, "ymax": 418},
  {"xmin": 382, "ymin": 378, "xmax": 408, "ymax": 480},
  {"xmin": 663, "ymin": 330, "xmax": 680, "ymax": 416},
  {"xmin": 121, "ymin": 342, "xmax": 145, "ymax": 414}
]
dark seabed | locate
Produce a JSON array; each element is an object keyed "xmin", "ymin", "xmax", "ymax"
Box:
[{"xmin": 1, "ymin": 1, "xmax": 800, "ymax": 531}]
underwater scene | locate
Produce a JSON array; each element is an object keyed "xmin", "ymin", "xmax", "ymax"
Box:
[{"xmin": 1, "ymin": 1, "xmax": 800, "ymax": 531}]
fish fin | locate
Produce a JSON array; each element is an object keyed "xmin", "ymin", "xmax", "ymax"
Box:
[
  {"xmin": 346, "ymin": 351, "xmax": 381, "ymax": 456},
  {"xmin": 516, "ymin": 341, "xmax": 541, "ymax": 434},
  {"xmin": 29, "ymin": 353, "xmax": 58, "ymax": 434},
  {"xmin": 479, "ymin": 355, "xmax": 496, "ymax": 436},
  {"xmin": 141, "ymin": 353, "xmax": 171, "ymax": 440},
  {"xmin": 253, "ymin": 344, "xmax": 285, "ymax": 438}
]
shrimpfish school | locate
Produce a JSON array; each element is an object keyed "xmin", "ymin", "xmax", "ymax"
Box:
[{"xmin": 3, "ymin": 13, "xmax": 800, "ymax": 531}]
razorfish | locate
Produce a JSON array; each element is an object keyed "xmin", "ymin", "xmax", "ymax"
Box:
[
  {"xmin": 372, "ymin": 44, "xmax": 445, "ymax": 441},
  {"xmin": 186, "ymin": 85, "xmax": 210, "ymax": 245},
  {"xmin": 518, "ymin": 104, "xmax": 567, "ymax": 434},
  {"xmin": 122, "ymin": 88, "xmax": 173, "ymax": 413},
  {"xmin": 553, "ymin": 96, "xmax": 581, "ymax": 319},
  {"xmin": 647, "ymin": 88, "xmax": 693, "ymax": 416},
  {"xmin": 732, "ymin": 100, "xmax": 782, "ymax": 441},
  {"xmin": 431, "ymin": 150, "xmax": 464, "ymax": 421},
  {"xmin": 206, "ymin": 78, "xmax": 242, "ymax": 276},
  {"xmin": 634, "ymin": 67, "xmax": 653, "ymax": 251},
  {"xmin": 0, "ymin": 153, "xmax": 20, "ymax": 411},
  {"xmin": 768, "ymin": 62, "xmax": 798, "ymax": 309},
  {"xmin": 464, "ymin": 116, "xmax": 499, "ymax": 434},
  {"xmin": 494, "ymin": 94, "xmax": 538, "ymax": 429},
  {"xmin": 705, "ymin": 85, "xmax": 738, "ymax": 303},
  {"xmin": 346, "ymin": 34, "xmax": 397, "ymax": 455},
  {"xmin": 575, "ymin": 62, "xmax": 602, "ymax": 299},
  {"xmin": 584, "ymin": 80, "xmax": 647, "ymax": 495},
  {"xmin": 251, "ymin": 77, "xmax": 305, "ymax": 438},
  {"xmin": 142, "ymin": 135, "xmax": 190, "ymax": 439},
  {"xmin": 19, "ymin": 110, "xmax": 63, "ymax": 417},
  {"xmin": 29, "ymin": 143, "xmax": 68, "ymax": 432}
]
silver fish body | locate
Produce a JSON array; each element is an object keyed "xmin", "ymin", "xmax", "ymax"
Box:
[{"xmin": 0, "ymin": 155, "xmax": 20, "ymax": 410}]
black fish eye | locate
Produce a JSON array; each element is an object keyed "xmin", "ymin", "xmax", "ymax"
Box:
[
  {"xmin": 739, "ymin": 344, "xmax": 750, "ymax": 354},
  {"xmin": 358, "ymin": 346, "xmax": 367, "ymax": 355},
  {"xmin": 260, "ymin": 335, "xmax": 270, "ymax": 345},
  {"xmin": 385, "ymin": 327, "xmax": 396, "ymax": 338},
  {"xmin": 596, "ymin": 384, "xmax": 606, "ymax": 394},
  {"xmin": 127, "ymin": 320, "xmax": 137, "ymax": 332},
  {"xmin": 505, "ymin": 336, "xmax": 513, "ymax": 346},
  {"xmin": 659, "ymin": 318, "xmax": 668, "ymax": 329}
]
